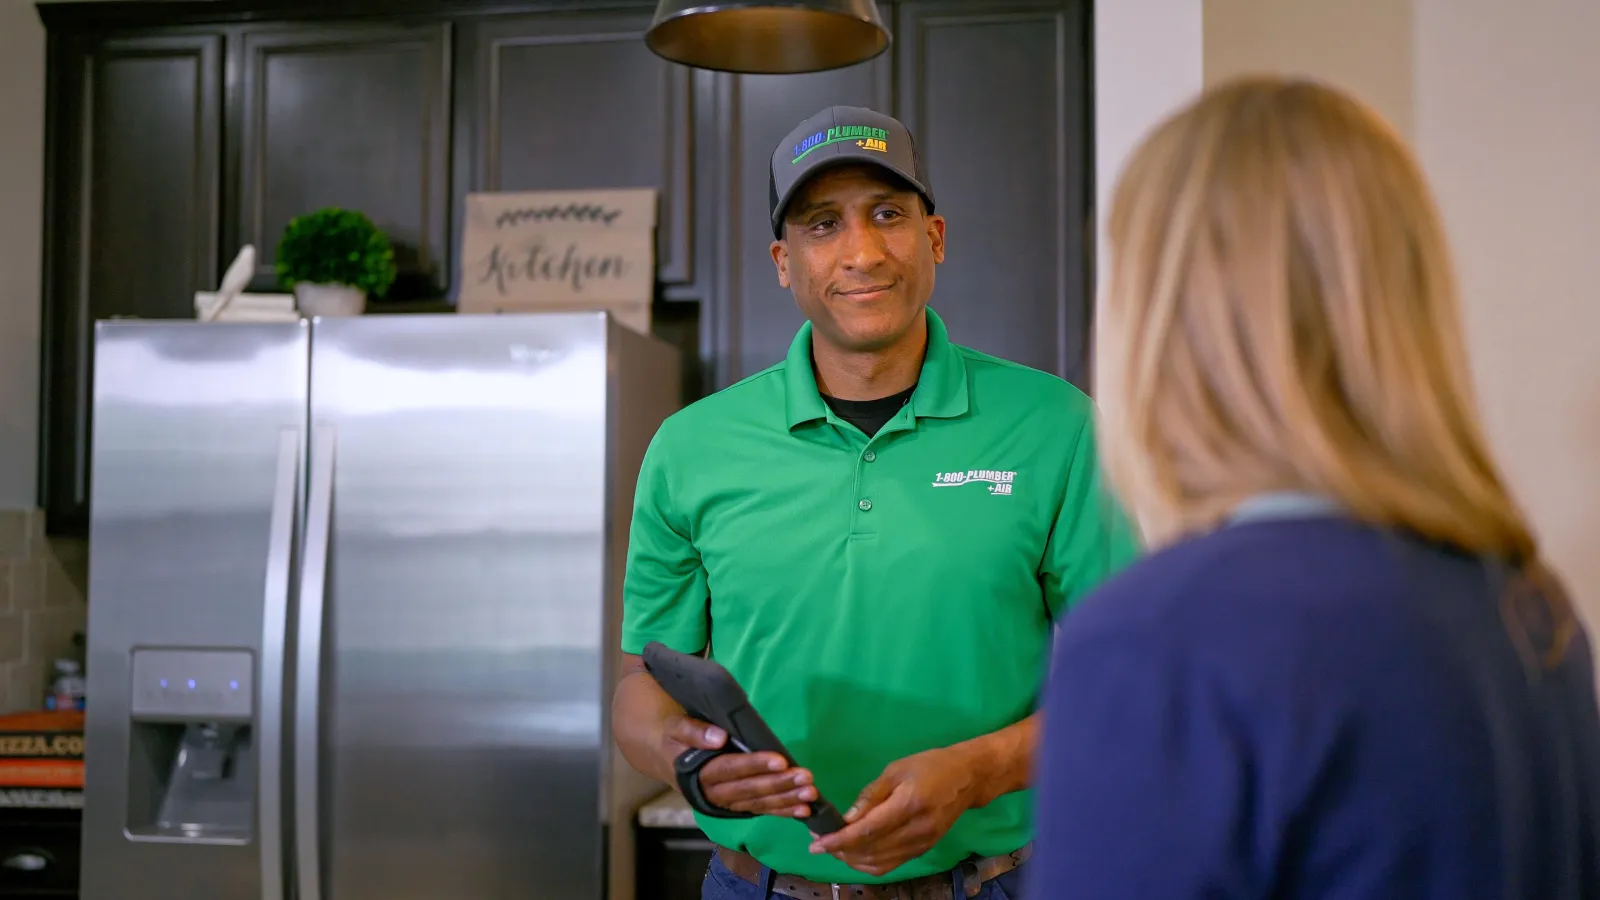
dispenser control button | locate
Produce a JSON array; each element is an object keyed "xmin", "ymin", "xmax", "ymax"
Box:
[{"xmin": 130, "ymin": 648, "xmax": 255, "ymax": 719}]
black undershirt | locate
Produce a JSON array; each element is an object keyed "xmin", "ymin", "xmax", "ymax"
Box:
[{"xmin": 821, "ymin": 383, "xmax": 917, "ymax": 437}]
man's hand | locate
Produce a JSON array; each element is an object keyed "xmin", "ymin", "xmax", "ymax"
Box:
[
  {"xmin": 661, "ymin": 714, "xmax": 818, "ymax": 818},
  {"xmin": 614, "ymin": 654, "xmax": 813, "ymax": 818},
  {"xmin": 806, "ymin": 745, "xmax": 983, "ymax": 877}
]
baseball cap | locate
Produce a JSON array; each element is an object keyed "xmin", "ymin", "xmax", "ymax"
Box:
[{"xmin": 769, "ymin": 105, "xmax": 935, "ymax": 239}]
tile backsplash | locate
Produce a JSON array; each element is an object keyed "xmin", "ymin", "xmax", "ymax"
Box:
[{"xmin": 0, "ymin": 510, "xmax": 88, "ymax": 714}]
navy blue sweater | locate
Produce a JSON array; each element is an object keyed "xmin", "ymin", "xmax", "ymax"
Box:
[{"xmin": 1030, "ymin": 515, "xmax": 1600, "ymax": 899}]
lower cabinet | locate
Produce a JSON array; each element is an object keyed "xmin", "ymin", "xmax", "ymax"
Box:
[
  {"xmin": 636, "ymin": 824, "xmax": 717, "ymax": 900},
  {"xmin": 0, "ymin": 809, "xmax": 81, "ymax": 898}
]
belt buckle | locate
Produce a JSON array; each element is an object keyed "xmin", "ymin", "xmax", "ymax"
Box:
[{"xmin": 830, "ymin": 885, "xmax": 841, "ymax": 900}]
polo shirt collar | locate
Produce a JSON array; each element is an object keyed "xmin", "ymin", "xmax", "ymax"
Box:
[{"xmin": 783, "ymin": 307, "xmax": 969, "ymax": 430}]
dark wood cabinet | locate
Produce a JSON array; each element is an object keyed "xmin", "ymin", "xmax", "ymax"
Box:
[
  {"xmin": 34, "ymin": 0, "xmax": 1091, "ymax": 536},
  {"xmin": 452, "ymin": 11, "xmax": 695, "ymax": 291},
  {"xmin": 232, "ymin": 22, "xmax": 453, "ymax": 295},
  {"xmin": 39, "ymin": 30, "xmax": 225, "ymax": 536},
  {"xmin": 635, "ymin": 823, "xmax": 714, "ymax": 900},
  {"xmin": 897, "ymin": 0, "xmax": 1093, "ymax": 386},
  {"xmin": 0, "ymin": 808, "xmax": 82, "ymax": 897}
]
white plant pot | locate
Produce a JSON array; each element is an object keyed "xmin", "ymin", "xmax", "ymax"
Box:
[{"xmin": 294, "ymin": 282, "xmax": 366, "ymax": 317}]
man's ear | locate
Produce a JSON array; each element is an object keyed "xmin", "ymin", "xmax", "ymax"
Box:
[
  {"xmin": 770, "ymin": 238, "xmax": 791, "ymax": 289},
  {"xmin": 926, "ymin": 214, "xmax": 947, "ymax": 264}
]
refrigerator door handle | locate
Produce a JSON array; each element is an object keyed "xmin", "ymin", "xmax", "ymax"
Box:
[
  {"xmin": 259, "ymin": 428, "xmax": 299, "ymax": 900},
  {"xmin": 294, "ymin": 424, "xmax": 336, "ymax": 900}
]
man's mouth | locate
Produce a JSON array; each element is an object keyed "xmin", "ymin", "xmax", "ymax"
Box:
[{"xmin": 836, "ymin": 282, "xmax": 896, "ymax": 300}]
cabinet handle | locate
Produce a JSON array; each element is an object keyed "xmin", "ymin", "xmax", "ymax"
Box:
[{"xmin": 1, "ymin": 848, "xmax": 54, "ymax": 871}]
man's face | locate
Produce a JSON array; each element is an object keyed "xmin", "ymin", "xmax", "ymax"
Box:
[{"xmin": 770, "ymin": 165, "xmax": 946, "ymax": 354}]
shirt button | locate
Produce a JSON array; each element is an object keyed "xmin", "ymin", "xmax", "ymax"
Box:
[
  {"xmin": 858, "ymin": 498, "xmax": 873, "ymax": 511},
  {"xmin": 863, "ymin": 450, "xmax": 876, "ymax": 462}
]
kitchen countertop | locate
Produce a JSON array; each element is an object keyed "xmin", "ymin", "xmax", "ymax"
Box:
[{"xmin": 637, "ymin": 788, "xmax": 697, "ymax": 829}]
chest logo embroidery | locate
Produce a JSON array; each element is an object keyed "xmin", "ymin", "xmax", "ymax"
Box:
[{"xmin": 931, "ymin": 469, "xmax": 1017, "ymax": 496}]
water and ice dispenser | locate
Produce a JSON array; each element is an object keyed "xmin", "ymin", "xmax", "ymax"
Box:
[{"xmin": 125, "ymin": 648, "xmax": 256, "ymax": 842}]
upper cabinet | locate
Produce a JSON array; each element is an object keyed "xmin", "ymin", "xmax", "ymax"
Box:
[
  {"xmin": 454, "ymin": 12, "xmax": 695, "ymax": 291},
  {"xmin": 34, "ymin": 0, "xmax": 1090, "ymax": 536},
  {"xmin": 40, "ymin": 30, "xmax": 226, "ymax": 536},
  {"xmin": 232, "ymin": 23, "xmax": 453, "ymax": 295},
  {"xmin": 897, "ymin": 0, "xmax": 1093, "ymax": 386}
]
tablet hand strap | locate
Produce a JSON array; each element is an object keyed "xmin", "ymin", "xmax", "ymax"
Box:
[{"xmin": 674, "ymin": 747, "xmax": 756, "ymax": 820}]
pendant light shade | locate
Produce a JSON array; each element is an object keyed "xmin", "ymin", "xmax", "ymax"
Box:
[{"xmin": 645, "ymin": 1, "xmax": 891, "ymax": 75}]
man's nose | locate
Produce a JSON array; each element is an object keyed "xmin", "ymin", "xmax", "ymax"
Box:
[{"xmin": 840, "ymin": 216, "xmax": 889, "ymax": 271}]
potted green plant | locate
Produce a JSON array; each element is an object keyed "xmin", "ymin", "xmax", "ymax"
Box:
[{"xmin": 274, "ymin": 207, "xmax": 397, "ymax": 317}]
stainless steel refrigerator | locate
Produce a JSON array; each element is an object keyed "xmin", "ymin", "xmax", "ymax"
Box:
[{"xmin": 78, "ymin": 312, "xmax": 680, "ymax": 900}]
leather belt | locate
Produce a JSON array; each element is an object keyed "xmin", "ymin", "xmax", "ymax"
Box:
[{"xmin": 715, "ymin": 844, "xmax": 1030, "ymax": 900}]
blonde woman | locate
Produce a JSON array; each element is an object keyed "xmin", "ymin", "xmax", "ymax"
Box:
[{"xmin": 1030, "ymin": 77, "xmax": 1600, "ymax": 898}]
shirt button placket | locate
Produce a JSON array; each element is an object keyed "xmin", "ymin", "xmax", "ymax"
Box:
[{"xmin": 854, "ymin": 444, "xmax": 876, "ymax": 528}]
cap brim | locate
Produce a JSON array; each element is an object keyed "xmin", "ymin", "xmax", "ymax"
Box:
[{"xmin": 770, "ymin": 155, "xmax": 934, "ymax": 239}]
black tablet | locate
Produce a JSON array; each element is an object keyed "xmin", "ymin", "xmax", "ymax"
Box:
[{"xmin": 641, "ymin": 641, "xmax": 848, "ymax": 834}]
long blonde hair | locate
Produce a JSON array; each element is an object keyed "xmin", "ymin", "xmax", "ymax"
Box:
[{"xmin": 1096, "ymin": 75, "xmax": 1539, "ymax": 573}]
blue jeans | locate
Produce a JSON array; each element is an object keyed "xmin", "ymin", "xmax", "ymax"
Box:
[{"xmin": 701, "ymin": 851, "xmax": 1025, "ymax": 899}]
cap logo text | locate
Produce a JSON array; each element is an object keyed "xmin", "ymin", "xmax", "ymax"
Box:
[{"xmin": 791, "ymin": 125, "xmax": 891, "ymax": 163}]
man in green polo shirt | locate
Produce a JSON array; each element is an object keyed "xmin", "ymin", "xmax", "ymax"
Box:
[{"xmin": 612, "ymin": 105, "xmax": 1138, "ymax": 899}]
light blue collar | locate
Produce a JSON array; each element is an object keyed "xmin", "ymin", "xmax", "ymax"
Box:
[{"xmin": 1227, "ymin": 491, "xmax": 1344, "ymax": 525}]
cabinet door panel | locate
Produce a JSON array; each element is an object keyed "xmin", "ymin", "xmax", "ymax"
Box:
[
  {"xmin": 235, "ymin": 23, "xmax": 451, "ymax": 297},
  {"xmin": 85, "ymin": 38, "xmax": 222, "ymax": 321},
  {"xmin": 897, "ymin": 1, "xmax": 1092, "ymax": 386},
  {"xmin": 40, "ymin": 32, "xmax": 223, "ymax": 534},
  {"xmin": 454, "ymin": 11, "xmax": 693, "ymax": 290}
]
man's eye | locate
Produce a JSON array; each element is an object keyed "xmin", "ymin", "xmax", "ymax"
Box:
[
  {"xmin": 876, "ymin": 209, "xmax": 902, "ymax": 221},
  {"xmin": 810, "ymin": 218, "xmax": 838, "ymax": 232}
]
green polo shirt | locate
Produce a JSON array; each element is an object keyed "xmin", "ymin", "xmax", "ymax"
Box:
[{"xmin": 621, "ymin": 308, "xmax": 1139, "ymax": 883}]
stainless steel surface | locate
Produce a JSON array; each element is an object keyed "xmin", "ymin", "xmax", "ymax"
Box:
[
  {"xmin": 82, "ymin": 312, "xmax": 681, "ymax": 900},
  {"xmin": 308, "ymin": 313, "xmax": 632, "ymax": 899},
  {"xmin": 81, "ymin": 320, "xmax": 309, "ymax": 900},
  {"xmin": 258, "ymin": 428, "xmax": 298, "ymax": 900},
  {"xmin": 645, "ymin": 0, "xmax": 890, "ymax": 74},
  {"xmin": 294, "ymin": 425, "xmax": 335, "ymax": 900},
  {"xmin": 128, "ymin": 648, "xmax": 254, "ymax": 719},
  {"xmin": 151, "ymin": 720, "xmax": 255, "ymax": 840}
]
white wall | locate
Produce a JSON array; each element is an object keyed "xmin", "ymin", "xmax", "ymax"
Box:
[
  {"xmin": 1093, "ymin": 0, "xmax": 1204, "ymax": 280},
  {"xmin": 0, "ymin": 0, "xmax": 44, "ymax": 510},
  {"xmin": 1204, "ymin": 0, "xmax": 1414, "ymax": 139},
  {"xmin": 1199, "ymin": 0, "xmax": 1600, "ymax": 636},
  {"xmin": 1412, "ymin": 0, "xmax": 1600, "ymax": 632}
]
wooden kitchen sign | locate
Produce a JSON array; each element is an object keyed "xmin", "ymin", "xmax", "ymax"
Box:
[{"xmin": 456, "ymin": 187, "xmax": 657, "ymax": 331}]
